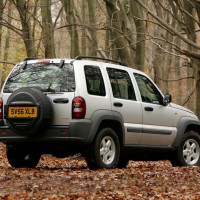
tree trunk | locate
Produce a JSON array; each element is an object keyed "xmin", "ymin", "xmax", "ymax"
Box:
[
  {"xmin": 195, "ymin": 62, "xmax": 200, "ymax": 118},
  {"xmin": 40, "ymin": 0, "xmax": 56, "ymax": 58},
  {"xmin": 152, "ymin": 0, "xmax": 166, "ymax": 90},
  {"xmin": 81, "ymin": 1, "xmax": 86, "ymax": 56},
  {"xmin": 104, "ymin": 0, "xmax": 133, "ymax": 66},
  {"xmin": 61, "ymin": 0, "xmax": 79, "ymax": 58},
  {"xmin": 88, "ymin": 0, "xmax": 97, "ymax": 56},
  {"xmin": 0, "ymin": 0, "xmax": 3, "ymax": 60},
  {"xmin": 15, "ymin": 0, "xmax": 37, "ymax": 57},
  {"xmin": 2, "ymin": 0, "xmax": 12, "ymax": 82},
  {"xmin": 130, "ymin": 1, "xmax": 145, "ymax": 71},
  {"xmin": 183, "ymin": 0, "xmax": 196, "ymax": 112}
]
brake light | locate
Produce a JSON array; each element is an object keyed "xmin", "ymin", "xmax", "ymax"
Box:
[
  {"xmin": 72, "ymin": 97, "xmax": 86, "ymax": 119},
  {"xmin": 37, "ymin": 60, "xmax": 50, "ymax": 64},
  {"xmin": 0, "ymin": 98, "xmax": 3, "ymax": 119}
]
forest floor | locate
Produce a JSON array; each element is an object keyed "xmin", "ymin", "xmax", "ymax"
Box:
[{"xmin": 0, "ymin": 143, "xmax": 200, "ymax": 200}]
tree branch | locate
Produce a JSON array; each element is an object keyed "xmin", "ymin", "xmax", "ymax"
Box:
[
  {"xmin": 159, "ymin": 76, "xmax": 194, "ymax": 82},
  {"xmin": 0, "ymin": 61, "xmax": 15, "ymax": 65},
  {"xmin": 182, "ymin": 86, "xmax": 196, "ymax": 106},
  {"xmin": 135, "ymin": 0, "xmax": 200, "ymax": 51}
]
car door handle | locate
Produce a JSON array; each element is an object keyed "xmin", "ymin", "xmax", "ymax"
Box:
[
  {"xmin": 53, "ymin": 98, "xmax": 69, "ymax": 104},
  {"xmin": 144, "ymin": 106, "xmax": 154, "ymax": 111},
  {"xmin": 113, "ymin": 102, "xmax": 123, "ymax": 107}
]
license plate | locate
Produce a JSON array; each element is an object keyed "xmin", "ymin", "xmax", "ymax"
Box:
[{"xmin": 8, "ymin": 106, "xmax": 38, "ymax": 118}]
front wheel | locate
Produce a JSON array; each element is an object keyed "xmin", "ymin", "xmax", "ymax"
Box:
[
  {"xmin": 171, "ymin": 131, "xmax": 200, "ymax": 166},
  {"xmin": 6, "ymin": 145, "xmax": 41, "ymax": 168},
  {"xmin": 85, "ymin": 128, "xmax": 120, "ymax": 170}
]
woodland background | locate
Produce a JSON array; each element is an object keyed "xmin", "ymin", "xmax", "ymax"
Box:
[{"xmin": 0, "ymin": 0, "xmax": 200, "ymax": 116}]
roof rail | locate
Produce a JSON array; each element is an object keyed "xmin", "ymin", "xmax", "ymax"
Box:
[
  {"xmin": 23, "ymin": 57, "xmax": 39, "ymax": 61},
  {"xmin": 22, "ymin": 57, "xmax": 39, "ymax": 70},
  {"xmin": 74, "ymin": 56, "xmax": 126, "ymax": 66}
]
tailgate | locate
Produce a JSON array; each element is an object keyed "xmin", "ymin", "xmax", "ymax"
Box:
[{"xmin": 47, "ymin": 92, "xmax": 74, "ymax": 125}]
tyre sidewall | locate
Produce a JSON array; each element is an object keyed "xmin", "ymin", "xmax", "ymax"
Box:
[
  {"xmin": 6, "ymin": 144, "xmax": 41, "ymax": 168},
  {"xmin": 94, "ymin": 128, "xmax": 120, "ymax": 169},
  {"xmin": 177, "ymin": 131, "xmax": 200, "ymax": 166}
]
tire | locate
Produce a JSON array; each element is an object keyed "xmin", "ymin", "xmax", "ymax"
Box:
[
  {"xmin": 85, "ymin": 128, "xmax": 120, "ymax": 170},
  {"xmin": 4, "ymin": 87, "xmax": 52, "ymax": 136},
  {"xmin": 171, "ymin": 131, "xmax": 200, "ymax": 166},
  {"xmin": 6, "ymin": 145, "xmax": 41, "ymax": 168}
]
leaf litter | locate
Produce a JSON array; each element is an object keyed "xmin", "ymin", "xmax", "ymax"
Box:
[{"xmin": 0, "ymin": 143, "xmax": 200, "ymax": 199}]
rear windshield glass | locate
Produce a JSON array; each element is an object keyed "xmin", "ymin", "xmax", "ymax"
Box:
[{"xmin": 3, "ymin": 63, "xmax": 75, "ymax": 93}]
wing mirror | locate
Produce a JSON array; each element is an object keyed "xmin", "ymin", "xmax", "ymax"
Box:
[{"xmin": 163, "ymin": 93, "xmax": 172, "ymax": 106}]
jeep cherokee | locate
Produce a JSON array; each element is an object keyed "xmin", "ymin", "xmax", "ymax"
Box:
[{"xmin": 0, "ymin": 56, "xmax": 200, "ymax": 169}]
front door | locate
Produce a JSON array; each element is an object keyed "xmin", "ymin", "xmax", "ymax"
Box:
[{"xmin": 134, "ymin": 73, "xmax": 176, "ymax": 146}]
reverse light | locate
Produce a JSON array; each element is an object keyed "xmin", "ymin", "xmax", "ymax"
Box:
[{"xmin": 72, "ymin": 97, "xmax": 86, "ymax": 119}]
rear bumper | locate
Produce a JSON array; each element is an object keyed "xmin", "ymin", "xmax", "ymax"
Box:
[{"xmin": 0, "ymin": 119, "xmax": 92, "ymax": 144}]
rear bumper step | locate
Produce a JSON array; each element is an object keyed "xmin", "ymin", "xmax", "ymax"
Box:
[{"xmin": 0, "ymin": 125, "xmax": 85, "ymax": 143}]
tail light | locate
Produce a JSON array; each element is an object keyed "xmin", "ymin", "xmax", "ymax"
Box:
[
  {"xmin": 72, "ymin": 97, "xmax": 86, "ymax": 119},
  {"xmin": 0, "ymin": 98, "xmax": 3, "ymax": 119}
]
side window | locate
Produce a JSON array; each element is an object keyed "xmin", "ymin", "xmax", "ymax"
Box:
[
  {"xmin": 84, "ymin": 65, "xmax": 106, "ymax": 96},
  {"xmin": 107, "ymin": 68, "xmax": 136, "ymax": 100},
  {"xmin": 134, "ymin": 73, "xmax": 163, "ymax": 104}
]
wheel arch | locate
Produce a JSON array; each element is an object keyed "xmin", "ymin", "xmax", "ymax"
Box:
[
  {"xmin": 97, "ymin": 119, "xmax": 124, "ymax": 146},
  {"xmin": 172, "ymin": 117, "xmax": 200, "ymax": 147},
  {"xmin": 86, "ymin": 110, "xmax": 125, "ymax": 145}
]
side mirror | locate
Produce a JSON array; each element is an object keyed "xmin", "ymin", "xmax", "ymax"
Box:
[{"xmin": 163, "ymin": 93, "xmax": 172, "ymax": 106}]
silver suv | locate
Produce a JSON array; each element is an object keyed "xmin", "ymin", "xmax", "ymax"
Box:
[{"xmin": 0, "ymin": 56, "xmax": 200, "ymax": 169}]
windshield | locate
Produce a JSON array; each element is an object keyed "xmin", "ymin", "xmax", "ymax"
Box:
[{"xmin": 3, "ymin": 63, "xmax": 75, "ymax": 93}]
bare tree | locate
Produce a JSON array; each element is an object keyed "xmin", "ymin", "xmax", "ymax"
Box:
[
  {"xmin": 2, "ymin": 0, "xmax": 12, "ymax": 83},
  {"xmin": 0, "ymin": 0, "xmax": 4, "ymax": 60},
  {"xmin": 104, "ymin": 0, "xmax": 134, "ymax": 66},
  {"xmin": 13, "ymin": 0, "xmax": 37, "ymax": 57},
  {"xmin": 135, "ymin": 0, "xmax": 200, "ymax": 116},
  {"xmin": 61, "ymin": 0, "xmax": 80, "ymax": 58},
  {"xmin": 40, "ymin": 0, "xmax": 56, "ymax": 58},
  {"xmin": 130, "ymin": 0, "xmax": 145, "ymax": 71}
]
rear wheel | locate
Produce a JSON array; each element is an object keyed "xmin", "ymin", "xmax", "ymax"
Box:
[
  {"xmin": 85, "ymin": 128, "xmax": 120, "ymax": 170},
  {"xmin": 171, "ymin": 131, "xmax": 200, "ymax": 166},
  {"xmin": 6, "ymin": 145, "xmax": 41, "ymax": 168}
]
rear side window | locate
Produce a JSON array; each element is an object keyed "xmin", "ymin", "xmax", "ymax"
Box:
[
  {"xmin": 107, "ymin": 68, "xmax": 136, "ymax": 100},
  {"xmin": 84, "ymin": 65, "xmax": 106, "ymax": 96},
  {"xmin": 3, "ymin": 63, "xmax": 75, "ymax": 93}
]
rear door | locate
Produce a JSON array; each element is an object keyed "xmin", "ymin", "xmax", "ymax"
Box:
[
  {"xmin": 106, "ymin": 67, "xmax": 143, "ymax": 145},
  {"xmin": 72, "ymin": 60, "xmax": 111, "ymax": 118}
]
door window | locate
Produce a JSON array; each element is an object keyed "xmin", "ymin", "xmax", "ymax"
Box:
[
  {"xmin": 134, "ymin": 73, "xmax": 163, "ymax": 104},
  {"xmin": 107, "ymin": 68, "xmax": 136, "ymax": 100},
  {"xmin": 84, "ymin": 65, "xmax": 106, "ymax": 96}
]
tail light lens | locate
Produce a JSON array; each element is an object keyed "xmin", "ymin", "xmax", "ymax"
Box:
[
  {"xmin": 0, "ymin": 98, "xmax": 3, "ymax": 119},
  {"xmin": 72, "ymin": 97, "xmax": 86, "ymax": 119}
]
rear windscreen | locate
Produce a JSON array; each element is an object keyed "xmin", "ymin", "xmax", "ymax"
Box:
[{"xmin": 3, "ymin": 63, "xmax": 75, "ymax": 93}]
